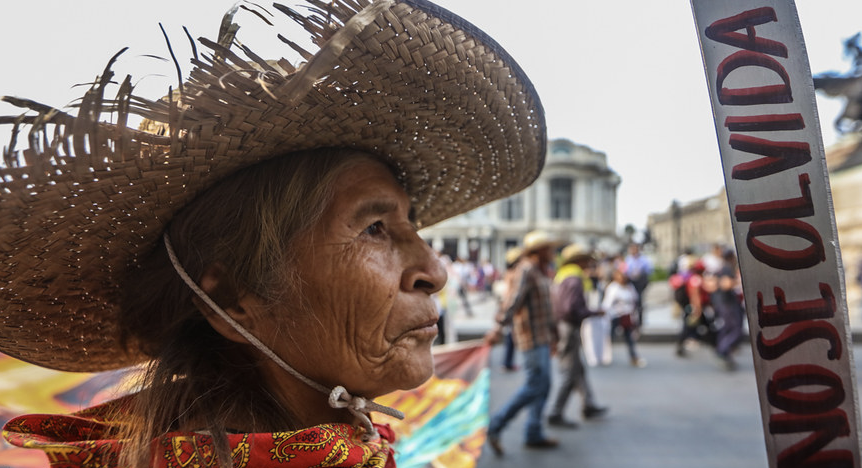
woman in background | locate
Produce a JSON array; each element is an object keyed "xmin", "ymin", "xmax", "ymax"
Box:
[{"xmin": 602, "ymin": 268, "xmax": 647, "ymax": 367}]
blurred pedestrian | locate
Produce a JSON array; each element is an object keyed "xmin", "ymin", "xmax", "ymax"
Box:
[
  {"xmin": 494, "ymin": 247, "xmax": 524, "ymax": 372},
  {"xmin": 701, "ymin": 243, "xmax": 725, "ymax": 276},
  {"xmin": 624, "ymin": 243, "xmax": 653, "ymax": 327},
  {"xmin": 671, "ymin": 248, "xmax": 696, "ymax": 276},
  {"xmin": 547, "ymin": 244, "xmax": 608, "ymax": 429},
  {"xmin": 603, "ymin": 269, "xmax": 647, "ymax": 367},
  {"xmin": 453, "ymin": 257, "xmax": 475, "ymax": 317},
  {"xmin": 675, "ymin": 260, "xmax": 715, "ymax": 357},
  {"xmin": 481, "ymin": 259, "xmax": 498, "ymax": 299},
  {"xmin": 582, "ymin": 255, "xmax": 615, "ymax": 366},
  {"xmin": 711, "ymin": 249, "xmax": 745, "ymax": 370},
  {"xmin": 485, "ymin": 231, "xmax": 560, "ymax": 455}
]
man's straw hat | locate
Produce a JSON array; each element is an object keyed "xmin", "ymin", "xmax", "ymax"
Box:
[
  {"xmin": 522, "ymin": 230, "xmax": 561, "ymax": 254},
  {"xmin": 559, "ymin": 243, "xmax": 594, "ymax": 264},
  {"xmin": 0, "ymin": 0, "xmax": 546, "ymax": 371},
  {"xmin": 505, "ymin": 246, "xmax": 523, "ymax": 266}
]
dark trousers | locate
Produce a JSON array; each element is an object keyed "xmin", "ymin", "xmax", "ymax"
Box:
[
  {"xmin": 611, "ymin": 316, "xmax": 640, "ymax": 360},
  {"xmin": 677, "ymin": 306, "xmax": 715, "ymax": 350},
  {"xmin": 488, "ymin": 345, "xmax": 552, "ymax": 443},
  {"xmin": 714, "ymin": 300, "xmax": 745, "ymax": 357},
  {"xmin": 631, "ymin": 277, "xmax": 649, "ymax": 326},
  {"xmin": 503, "ymin": 331, "xmax": 516, "ymax": 369},
  {"xmin": 549, "ymin": 322, "xmax": 595, "ymax": 417}
]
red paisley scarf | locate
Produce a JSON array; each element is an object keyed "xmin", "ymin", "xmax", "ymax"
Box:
[{"xmin": 2, "ymin": 397, "xmax": 396, "ymax": 468}]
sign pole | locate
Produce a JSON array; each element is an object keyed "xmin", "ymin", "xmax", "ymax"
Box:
[{"xmin": 690, "ymin": 1, "xmax": 862, "ymax": 466}]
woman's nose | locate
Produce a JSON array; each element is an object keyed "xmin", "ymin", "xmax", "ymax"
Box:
[{"xmin": 401, "ymin": 235, "xmax": 448, "ymax": 294}]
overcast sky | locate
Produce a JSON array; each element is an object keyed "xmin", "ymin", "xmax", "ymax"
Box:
[{"xmin": 2, "ymin": 1, "xmax": 860, "ymax": 229}]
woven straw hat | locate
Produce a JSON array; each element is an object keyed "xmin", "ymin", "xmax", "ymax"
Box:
[
  {"xmin": 0, "ymin": 0, "xmax": 545, "ymax": 372},
  {"xmin": 559, "ymin": 243, "xmax": 594, "ymax": 265},
  {"xmin": 505, "ymin": 246, "xmax": 523, "ymax": 266},
  {"xmin": 522, "ymin": 230, "xmax": 561, "ymax": 254}
]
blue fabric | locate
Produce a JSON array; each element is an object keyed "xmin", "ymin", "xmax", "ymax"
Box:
[
  {"xmin": 503, "ymin": 331, "xmax": 516, "ymax": 368},
  {"xmin": 488, "ymin": 344, "xmax": 552, "ymax": 443},
  {"xmin": 394, "ymin": 369, "xmax": 490, "ymax": 468}
]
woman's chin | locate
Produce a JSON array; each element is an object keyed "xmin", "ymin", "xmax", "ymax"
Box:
[
  {"xmin": 370, "ymin": 352, "xmax": 435, "ymax": 397},
  {"xmin": 406, "ymin": 348, "xmax": 436, "ymax": 386},
  {"xmin": 406, "ymin": 359, "xmax": 435, "ymax": 390}
]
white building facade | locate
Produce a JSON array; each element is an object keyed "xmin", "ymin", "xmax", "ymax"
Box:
[{"xmin": 420, "ymin": 138, "xmax": 622, "ymax": 268}]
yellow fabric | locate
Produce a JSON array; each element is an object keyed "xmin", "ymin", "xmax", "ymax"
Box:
[{"xmin": 554, "ymin": 264, "xmax": 592, "ymax": 292}]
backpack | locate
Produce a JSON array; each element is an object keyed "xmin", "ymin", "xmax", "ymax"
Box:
[
  {"xmin": 674, "ymin": 283, "xmax": 690, "ymax": 308},
  {"xmin": 669, "ymin": 273, "xmax": 690, "ymax": 308},
  {"xmin": 551, "ymin": 276, "xmax": 592, "ymax": 325}
]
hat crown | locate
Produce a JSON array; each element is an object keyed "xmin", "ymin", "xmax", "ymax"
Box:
[
  {"xmin": 505, "ymin": 247, "xmax": 523, "ymax": 265},
  {"xmin": 523, "ymin": 230, "xmax": 556, "ymax": 252},
  {"xmin": 561, "ymin": 243, "xmax": 592, "ymax": 263}
]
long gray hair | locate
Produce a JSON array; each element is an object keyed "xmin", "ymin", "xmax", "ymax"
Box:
[{"xmin": 117, "ymin": 148, "xmax": 381, "ymax": 468}]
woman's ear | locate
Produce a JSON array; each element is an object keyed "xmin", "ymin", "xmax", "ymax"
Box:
[{"xmin": 194, "ymin": 263, "xmax": 265, "ymax": 344}]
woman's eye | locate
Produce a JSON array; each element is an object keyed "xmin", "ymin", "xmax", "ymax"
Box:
[{"xmin": 363, "ymin": 221, "xmax": 384, "ymax": 236}]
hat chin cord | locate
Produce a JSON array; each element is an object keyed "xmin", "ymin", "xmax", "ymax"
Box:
[{"xmin": 162, "ymin": 233, "xmax": 404, "ymax": 442}]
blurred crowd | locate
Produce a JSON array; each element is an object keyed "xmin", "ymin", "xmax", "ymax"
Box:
[
  {"xmin": 431, "ymin": 240, "xmax": 747, "ymax": 372},
  {"xmin": 667, "ymin": 243, "xmax": 746, "ymax": 370},
  {"xmin": 429, "ymin": 235, "xmax": 748, "ymax": 456}
]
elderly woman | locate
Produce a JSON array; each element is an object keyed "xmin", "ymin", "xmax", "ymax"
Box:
[{"xmin": 0, "ymin": 1, "xmax": 545, "ymax": 467}]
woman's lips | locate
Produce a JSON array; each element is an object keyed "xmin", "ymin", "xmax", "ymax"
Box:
[{"xmin": 401, "ymin": 317, "xmax": 439, "ymax": 339}]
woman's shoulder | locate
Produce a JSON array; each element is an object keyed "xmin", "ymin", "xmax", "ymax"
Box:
[
  {"xmin": 4, "ymin": 400, "xmax": 396, "ymax": 468},
  {"xmin": 3, "ymin": 394, "xmax": 131, "ymax": 441},
  {"xmin": 602, "ymin": 281, "xmax": 622, "ymax": 298},
  {"xmin": 3, "ymin": 408, "xmax": 124, "ymax": 467},
  {"xmin": 156, "ymin": 423, "xmax": 396, "ymax": 468}
]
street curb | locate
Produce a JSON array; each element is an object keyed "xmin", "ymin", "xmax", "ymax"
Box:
[{"xmin": 459, "ymin": 330, "xmax": 862, "ymax": 344}]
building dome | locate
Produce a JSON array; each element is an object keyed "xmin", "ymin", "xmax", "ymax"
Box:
[{"xmin": 421, "ymin": 138, "xmax": 621, "ymax": 267}]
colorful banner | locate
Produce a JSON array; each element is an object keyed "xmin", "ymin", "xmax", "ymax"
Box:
[
  {"xmin": 0, "ymin": 342, "xmax": 490, "ymax": 468},
  {"xmin": 376, "ymin": 341, "xmax": 490, "ymax": 468},
  {"xmin": 690, "ymin": 1, "xmax": 862, "ymax": 467},
  {"xmin": 0, "ymin": 355, "xmax": 136, "ymax": 468}
]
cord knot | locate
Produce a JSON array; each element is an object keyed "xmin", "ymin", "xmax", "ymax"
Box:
[{"xmin": 329, "ymin": 385, "xmax": 360, "ymax": 409}]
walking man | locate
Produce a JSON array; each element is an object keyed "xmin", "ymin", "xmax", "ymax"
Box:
[
  {"xmin": 624, "ymin": 243, "xmax": 653, "ymax": 327},
  {"xmin": 547, "ymin": 244, "xmax": 608, "ymax": 428},
  {"xmin": 485, "ymin": 230, "xmax": 560, "ymax": 455}
]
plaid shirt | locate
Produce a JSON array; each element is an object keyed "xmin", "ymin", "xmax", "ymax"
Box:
[{"xmin": 499, "ymin": 259, "xmax": 556, "ymax": 351}]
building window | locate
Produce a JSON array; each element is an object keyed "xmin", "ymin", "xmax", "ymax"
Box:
[
  {"xmin": 500, "ymin": 194, "xmax": 523, "ymax": 220},
  {"xmin": 550, "ymin": 177, "xmax": 573, "ymax": 220}
]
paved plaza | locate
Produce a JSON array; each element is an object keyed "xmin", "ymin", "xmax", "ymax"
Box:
[
  {"xmin": 475, "ymin": 341, "xmax": 769, "ymax": 467},
  {"xmin": 448, "ymin": 281, "xmax": 862, "ymax": 467}
]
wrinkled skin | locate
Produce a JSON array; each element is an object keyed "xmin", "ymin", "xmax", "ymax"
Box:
[{"xmin": 253, "ymin": 157, "xmax": 447, "ymax": 403}]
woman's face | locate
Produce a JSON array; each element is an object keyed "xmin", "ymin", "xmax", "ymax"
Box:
[{"xmin": 267, "ymin": 157, "xmax": 446, "ymax": 398}]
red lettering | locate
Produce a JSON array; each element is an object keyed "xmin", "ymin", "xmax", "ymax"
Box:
[
  {"xmin": 725, "ymin": 113, "xmax": 804, "ymax": 132},
  {"xmin": 701, "ymin": 5, "xmax": 859, "ymax": 468},
  {"xmin": 767, "ymin": 364, "xmax": 845, "ymax": 414},
  {"xmin": 716, "ymin": 50, "xmax": 792, "ymax": 105},
  {"xmin": 735, "ymin": 174, "xmax": 813, "ymax": 221},
  {"xmin": 705, "ymin": 7, "xmax": 788, "ymax": 57},
  {"xmin": 757, "ymin": 320, "xmax": 842, "ymax": 360},
  {"xmin": 770, "ymin": 409, "xmax": 853, "ymax": 468},
  {"xmin": 747, "ymin": 218, "xmax": 825, "ymax": 270},
  {"xmin": 757, "ymin": 283, "xmax": 836, "ymax": 327},
  {"xmin": 730, "ymin": 135, "xmax": 811, "ymax": 180}
]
